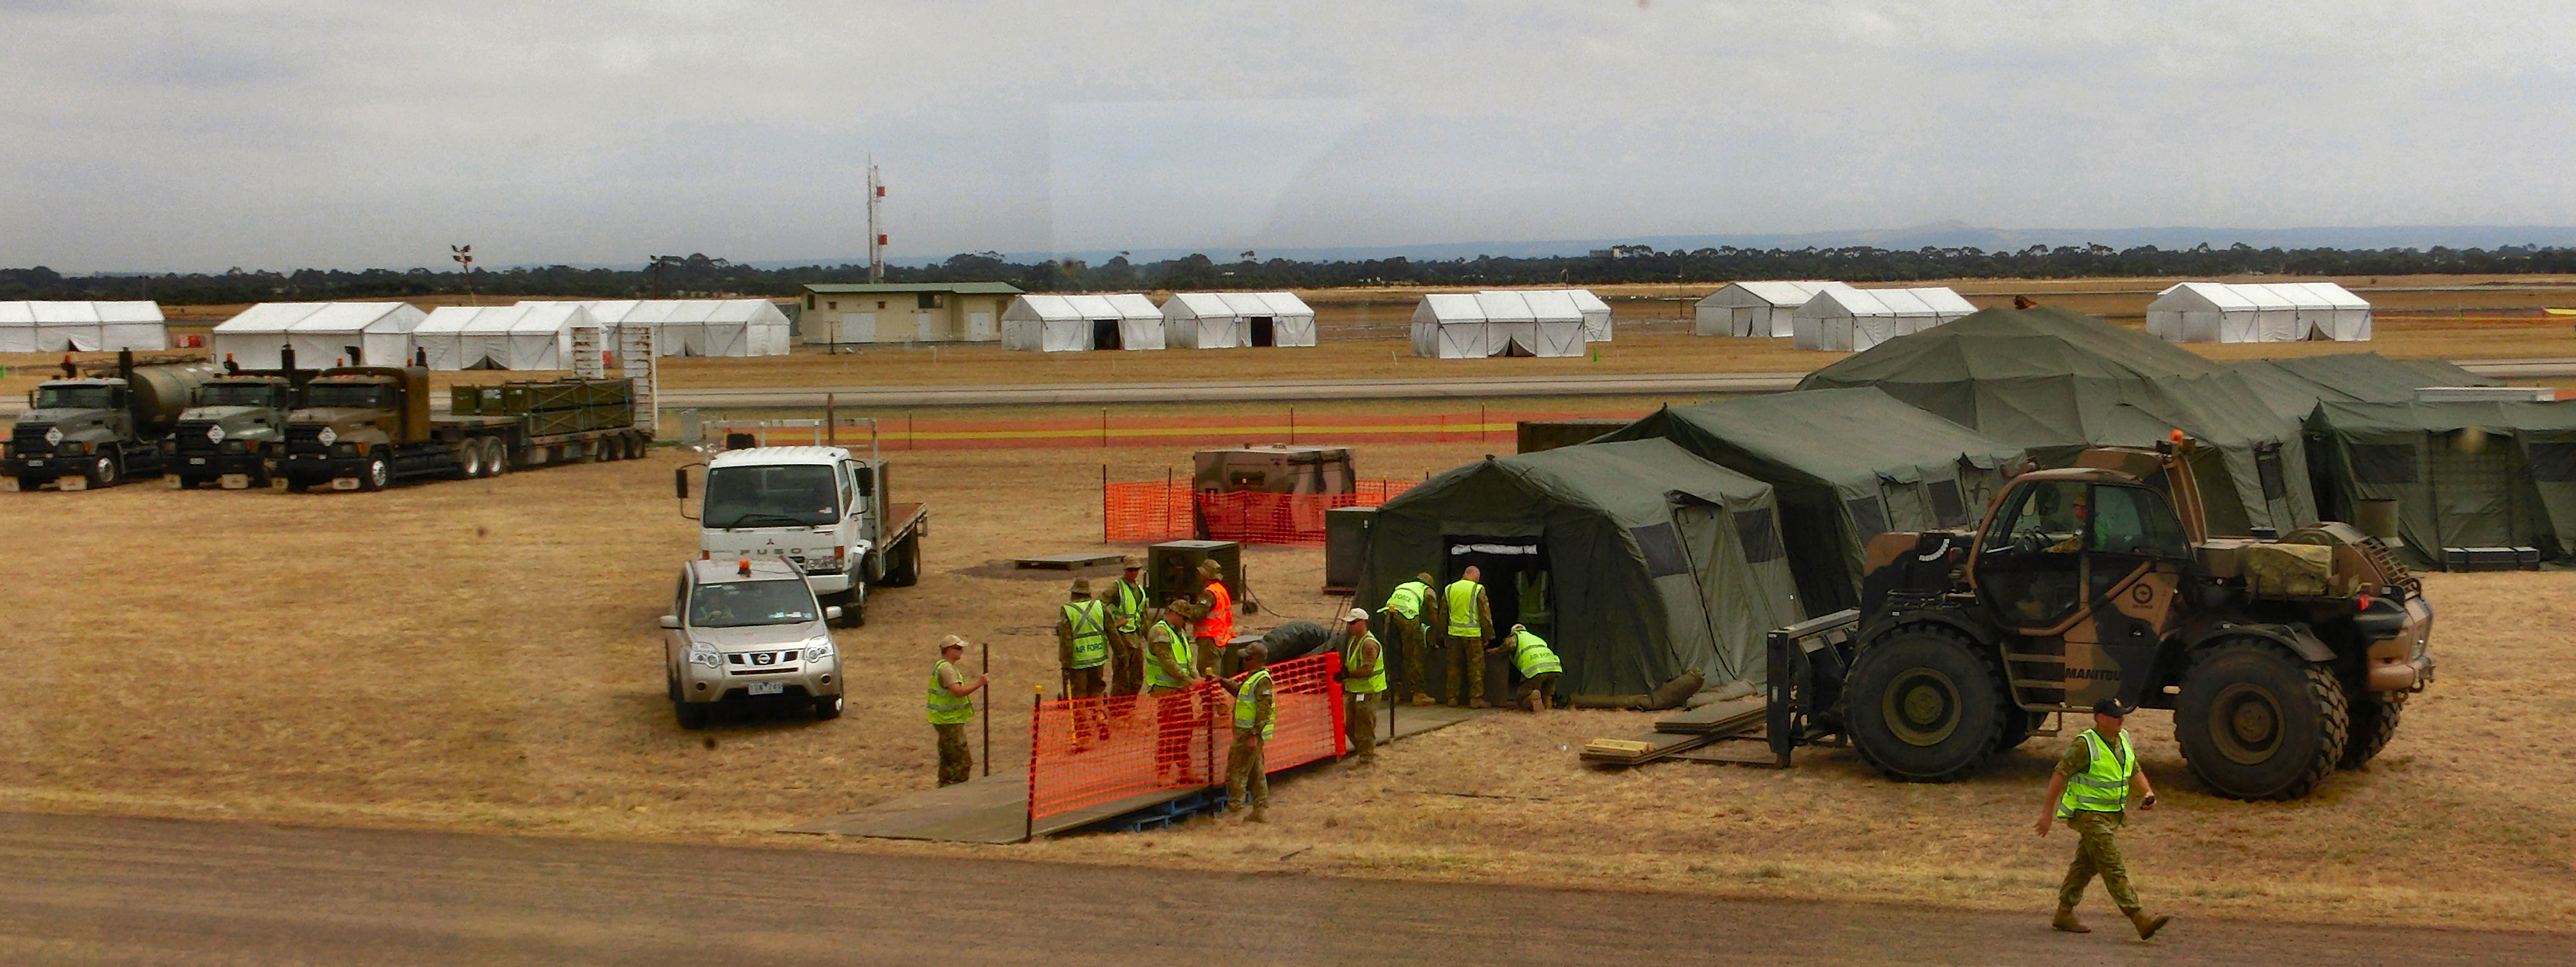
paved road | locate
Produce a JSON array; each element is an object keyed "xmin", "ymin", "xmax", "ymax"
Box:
[{"xmin": 0, "ymin": 811, "xmax": 2560, "ymax": 966}]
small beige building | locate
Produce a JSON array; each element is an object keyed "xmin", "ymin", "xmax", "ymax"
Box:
[{"xmin": 800, "ymin": 282, "xmax": 1025, "ymax": 345}]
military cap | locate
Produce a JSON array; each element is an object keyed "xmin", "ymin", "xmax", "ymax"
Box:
[
  {"xmin": 938, "ymin": 635, "xmax": 969, "ymax": 653},
  {"xmin": 2091, "ymin": 697, "xmax": 2131, "ymax": 718}
]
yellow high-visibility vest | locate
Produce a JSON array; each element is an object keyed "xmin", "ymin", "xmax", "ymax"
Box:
[
  {"xmin": 1233, "ymin": 667, "xmax": 1275, "ymax": 740},
  {"xmin": 926, "ymin": 660, "xmax": 973, "ymax": 725},
  {"xmin": 2057, "ymin": 728, "xmax": 2134, "ymax": 818},
  {"xmin": 1443, "ymin": 580, "xmax": 1484, "ymax": 637},
  {"xmin": 1340, "ymin": 633, "xmax": 1387, "ymax": 695},
  {"xmin": 1062, "ymin": 600, "xmax": 1108, "ymax": 669}
]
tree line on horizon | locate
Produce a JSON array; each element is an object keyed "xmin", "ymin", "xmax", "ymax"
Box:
[{"xmin": 7, "ymin": 243, "xmax": 2576, "ymax": 305}]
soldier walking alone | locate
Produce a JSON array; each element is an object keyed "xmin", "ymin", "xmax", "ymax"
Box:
[
  {"xmin": 927, "ymin": 635, "xmax": 989, "ymax": 787},
  {"xmin": 2037, "ymin": 698, "xmax": 2172, "ymax": 940}
]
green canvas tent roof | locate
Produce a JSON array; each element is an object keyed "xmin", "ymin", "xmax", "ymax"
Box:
[
  {"xmin": 2232, "ymin": 354, "xmax": 2494, "ymax": 423},
  {"xmin": 1796, "ymin": 306, "xmax": 2315, "ymax": 534},
  {"xmin": 1592, "ymin": 388, "xmax": 2028, "ymax": 612},
  {"xmin": 1359, "ymin": 439, "xmax": 1804, "ymax": 697},
  {"xmin": 2307, "ymin": 399, "xmax": 2576, "ymax": 561}
]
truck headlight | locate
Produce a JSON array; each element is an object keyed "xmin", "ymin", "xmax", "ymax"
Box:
[
  {"xmin": 688, "ymin": 643, "xmax": 721, "ymax": 669},
  {"xmin": 60, "ymin": 441, "xmax": 86, "ymax": 455},
  {"xmin": 804, "ymin": 639, "xmax": 834, "ymax": 663}
]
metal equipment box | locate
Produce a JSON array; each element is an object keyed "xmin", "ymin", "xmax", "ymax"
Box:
[
  {"xmin": 2440, "ymin": 546, "xmax": 2541, "ymax": 571},
  {"xmin": 1147, "ymin": 540, "xmax": 1240, "ymax": 607},
  {"xmin": 1324, "ymin": 506, "xmax": 1375, "ymax": 591}
]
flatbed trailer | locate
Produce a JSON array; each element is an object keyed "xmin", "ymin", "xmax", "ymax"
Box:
[{"xmin": 280, "ymin": 366, "xmax": 651, "ymax": 492}]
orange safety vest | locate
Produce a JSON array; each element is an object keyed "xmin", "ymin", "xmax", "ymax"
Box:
[{"xmin": 1197, "ymin": 580, "xmax": 1235, "ymax": 643}]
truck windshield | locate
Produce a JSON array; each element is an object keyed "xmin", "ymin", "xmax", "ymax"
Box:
[
  {"xmin": 35, "ymin": 385, "xmax": 112, "ymax": 409},
  {"xmin": 703, "ymin": 464, "xmax": 842, "ymax": 528},
  {"xmin": 689, "ymin": 579, "xmax": 820, "ymax": 627},
  {"xmin": 304, "ymin": 384, "xmax": 387, "ymax": 409},
  {"xmin": 197, "ymin": 384, "xmax": 281, "ymax": 407}
]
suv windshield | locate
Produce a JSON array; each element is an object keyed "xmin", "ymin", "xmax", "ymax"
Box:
[
  {"xmin": 304, "ymin": 383, "xmax": 386, "ymax": 409},
  {"xmin": 35, "ymin": 385, "xmax": 112, "ymax": 409},
  {"xmin": 703, "ymin": 464, "xmax": 841, "ymax": 528},
  {"xmin": 689, "ymin": 578, "xmax": 820, "ymax": 627},
  {"xmin": 198, "ymin": 383, "xmax": 283, "ymax": 408}
]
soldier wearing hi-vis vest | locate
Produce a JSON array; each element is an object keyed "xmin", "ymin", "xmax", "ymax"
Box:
[
  {"xmin": 2037, "ymin": 698, "xmax": 2172, "ymax": 941},
  {"xmin": 1500, "ymin": 623, "xmax": 1560, "ymax": 712},
  {"xmin": 1441, "ymin": 566, "xmax": 1495, "ymax": 708},
  {"xmin": 1335, "ymin": 607, "xmax": 1385, "ymax": 762},
  {"xmin": 1056, "ymin": 578, "xmax": 1112, "ymax": 744},
  {"xmin": 1104, "ymin": 558, "xmax": 1149, "ymax": 697},
  {"xmin": 1142, "ymin": 616, "xmax": 1204, "ymax": 784},
  {"xmin": 1165, "ymin": 559, "xmax": 1238, "ymax": 676},
  {"xmin": 927, "ymin": 635, "xmax": 990, "ymax": 787},
  {"xmin": 1379, "ymin": 571, "xmax": 1439, "ymax": 707},
  {"xmin": 1218, "ymin": 641, "xmax": 1276, "ymax": 823}
]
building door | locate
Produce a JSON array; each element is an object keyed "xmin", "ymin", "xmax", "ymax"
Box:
[
  {"xmin": 838, "ymin": 312, "xmax": 876, "ymax": 343},
  {"xmin": 917, "ymin": 311, "xmax": 941, "ymax": 342},
  {"xmin": 967, "ymin": 311, "xmax": 993, "ymax": 340},
  {"xmin": 1250, "ymin": 316, "xmax": 1275, "ymax": 347}
]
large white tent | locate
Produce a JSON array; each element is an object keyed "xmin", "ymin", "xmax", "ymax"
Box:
[
  {"xmin": 2146, "ymin": 282, "xmax": 2372, "ymax": 343},
  {"xmin": 1790, "ymin": 287, "xmax": 1976, "ymax": 352},
  {"xmin": 415, "ymin": 302, "xmax": 602, "ymax": 370},
  {"xmin": 1506, "ymin": 288, "xmax": 1613, "ymax": 342},
  {"xmin": 0, "ymin": 302, "xmax": 167, "ymax": 353},
  {"xmin": 572, "ymin": 300, "xmax": 792, "ymax": 356},
  {"xmin": 1695, "ymin": 282, "xmax": 1854, "ymax": 337},
  {"xmin": 211, "ymin": 302, "xmax": 427, "ymax": 370},
  {"xmin": 1000, "ymin": 294, "xmax": 1163, "ymax": 352},
  {"xmin": 1160, "ymin": 292, "xmax": 1317, "ymax": 348},
  {"xmin": 1408, "ymin": 291, "xmax": 1585, "ymax": 358}
]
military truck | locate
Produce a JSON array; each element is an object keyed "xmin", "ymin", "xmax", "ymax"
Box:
[
  {"xmin": 5, "ymin": 350, "xmax": 218, "ymax": 492},
  {"xmin": 677, "ymin": 435, "xmax": 927, "ymax": 629},
  {"xmin": 278, "ymin": 364, "xmax": 650, "ymax": 492},
  {"xmin": 171, "ymin": 352, "xmax": 316, "ymax": 489},
  {"xmin": 1803, "ymin": 438, "xmax": 2432, "ymax": 801}
]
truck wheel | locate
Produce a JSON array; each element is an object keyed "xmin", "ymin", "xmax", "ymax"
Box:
[
  {"xmin": 883, "ymin": 536, "xmax": 921, "ymax": 587},
  {"xmin": 813, "ymin": 693, "xmax": 843, "ymax": 720},
  {"xmin": 625, "ymin": 434, "xmax": 645, "ymax": 459},
  {"xmin": 2338, "ymin": 689, "xmax": 2405, "ymax": 770},
  {"xmin": 2175, "ymin": 639, "xmax": 2350, "ymax": 800},
  {"xmin": 359, "ymin": 453, "xmax": 391, "ymax": 491},
  {"xmin": 483, "ymin": 438, "xmax": 510, "ymax": 475},
  {"xmin": 1845, "ymin": 625, "xmax": 2009, "ymax": 782},
  {"xmin": 832, "ymin": 586, "xmax": 867, "ymax": 628},
  {"xmin": 86, "ymin": 455, "xmax": 119, "ymax": 489},
  {"xmin": 13, "ymin": 475, "xmax": 41, "ymax": 492},
  {"xmin": 675, "ymin": 700, "xmax": 711, "ymax": 730},
  {"xmin": 1996, "ymin": 708, "xmax": 2048, "ymax": 752},
  {"xmin": 460, "ymin": 439, "xmax": 487, "ymax": 478}
]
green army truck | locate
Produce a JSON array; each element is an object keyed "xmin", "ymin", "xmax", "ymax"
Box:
[
  {"xmin": 170, "ymin": 350, "xmax": 319, "ymax": 489},
  {"xmin": 278, "ymin": 364, "xmax": 651, "ymax": 492},
  {"xmin": 5, "ymin": 350, "xmax": 219, "ymax": 492},
  {"xmin": 1773, "ymin": 439, "xmax": 2433, "ymax": 801}
]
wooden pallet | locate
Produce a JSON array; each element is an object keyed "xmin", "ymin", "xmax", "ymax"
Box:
[
  {"xmin": 1579, "ymin": 695, "xmax": 1769, "ymax": 767},
  {"xmin": 1654, "ymin": 695, "xmax": 1766, "ymax": 735}
]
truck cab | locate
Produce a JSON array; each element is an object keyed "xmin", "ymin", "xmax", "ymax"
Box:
[
  {"xmin": 7, "ymin": 379, "xmax": 136, "ymax": 490},
  {"xmin": 687, "ymin": 445, "xmax": 927, "ymax": 627},
  {"xmin": 281, "ymin": 367, "xmax": 429, "ymax": 490},
  {"xmin": 174, "ymin": 375, "xmax": 299, "ymax": 488}
]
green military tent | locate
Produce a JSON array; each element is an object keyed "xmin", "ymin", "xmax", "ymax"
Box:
[
  {"xmin": 2307, "ymin": 399, "xmax": 2576, "ymax": 563},
  {"xmin": 1797, "ymin": 306, "xmax": 2313, "ymax": 536},
  {"xmin": 1358, "ymin": 439, "xmax": 1803, "ymax": 697},
  {"xmin": 2231, "ymin": 354, "xmax": 2494, "ymax": 423},
  {"xmin": 1591, "ymin": 388, "xmax": 2028, "ymax": 613}
]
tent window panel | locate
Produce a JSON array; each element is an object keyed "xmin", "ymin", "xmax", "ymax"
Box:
[
  {"xmin": 1845, "ymin": 496, "xmax": 1889, "ymax": 542},
  {"xmin": 1927, "ymin": 479, "xmax": 1968, "ymax": 526},
  {"xmin": 2350, "ymin": 444, "xmax": 2419, "ymax": 485},
  {"xmin": 1734, "ymin": 510, "xmax": 1785, "ymax": 564},
  {"xmin": 2527, "ymin": 441, "xmax": 2576, "ymax": 483},
  {"xmin": 1631, "ymin": 523, "xmax": 1691, "ymax": 578},
  {"xmin": 2256, "ymin": 446, "xmax": 2289, "ymax": 501}
]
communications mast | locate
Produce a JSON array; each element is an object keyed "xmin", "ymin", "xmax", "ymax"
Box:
[{"xmin": 866, "ymin": 157, "xmax": 885, "ymax": 284}]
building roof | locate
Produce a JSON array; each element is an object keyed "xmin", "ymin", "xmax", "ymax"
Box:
[{"xmin": 803, "ymin": 282, "xmax": 1025, "ymax": 296}]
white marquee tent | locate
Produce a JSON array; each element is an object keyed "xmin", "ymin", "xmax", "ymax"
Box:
[
  {"xmin": 1001, "ymin": 294, "xmax": 1164, "ymax": 352},
  {"xmin": 572, "ymin": 300, "xmax": 791, "ymax": 357},
  {"xmin": 1160, "ymin": 292, "xmax": 1318, "ymax": 348},
  {"xmin": 1508, "ymin": 288, "xmax": 1614, "ymax": 342},
  {"xmin": 0, "ymin": 302, "xmax": 168, "ymax": 353},
  {"xmin": 2145, "ymin": 282, "xmax": 2371, "ymax": 343},
  {"xmin": 1695, "ymin": 282, "xmax": 1854, "ymax": 337},
  {"xmin": 211, "ymin": 302, "xmax": 427, "ymax": 370},
  {"xmin": 1408, "ymin": 291, "xmax": 1585, "ymax": 358},
  {"xmin": 1790, "ymin": 287, "xmax": 1976, "ymax": 352},
  {"xmin": 415, "ymin": 302, "xmax": 603, "ymax": 370}
]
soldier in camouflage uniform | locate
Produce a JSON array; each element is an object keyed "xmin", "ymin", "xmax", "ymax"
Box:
[
  {"xmin": 1219, "ymin": 641, "xmax": 1277, "ymax": 823},
  {"xmin": 927, "ymin": 635, "xmax": 989, "ymax": 787},
  {"xmin": 2038, "ymin": 698, "xmax": 2172, "ymax": 940}
]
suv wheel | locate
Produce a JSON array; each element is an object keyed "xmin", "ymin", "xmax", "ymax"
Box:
[
  {"xmin": 1844, "ymin": 624, "xmax": 2010, "ymax": 783},
  {"xmin": 675, "ymin": 699, "xmax": 711, "ymax": 730},
  {"xmin": 2174, "ymin": 639, "xmax": 2349, "ymax": 800}
]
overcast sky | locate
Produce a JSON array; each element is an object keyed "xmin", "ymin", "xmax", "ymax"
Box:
[{"xmin": 7, "ymin": 0, "xmax": 2576, "ymax": 272}]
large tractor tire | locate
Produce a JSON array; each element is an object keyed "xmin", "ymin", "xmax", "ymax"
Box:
[
  {"xmin": 1997, "ymin": 708, "xmax": 2049, "ymax": 752},
  {"xmin": 2339, "ymin": 689, "xmax": 2405, "ymax": 770},
  {"xmin": 2175, "ymin": 639, "xmax": 2349, "ymax": 800},
  {"xmin": 1845, "ymin": 625, "xmax": 2011, "ymax": 783}
]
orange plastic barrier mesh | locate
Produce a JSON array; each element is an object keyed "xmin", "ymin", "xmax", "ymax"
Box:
[
  {"xmin": 1027, "ymin": 652, "xmax": 1345, "ymax": 823},
  {"xmin": 1104, "ymin": 479, "xmax": 1416, "ymax": 545}
]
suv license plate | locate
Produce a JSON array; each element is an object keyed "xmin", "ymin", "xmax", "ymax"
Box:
[{"xmin": 747, "ymin": 681, "xmax": 784, "ymax": 695}]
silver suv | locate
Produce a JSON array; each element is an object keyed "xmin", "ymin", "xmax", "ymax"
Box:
[{"xmin": 663, "ymin": 558, "xmax": 845, "ymax": 729}]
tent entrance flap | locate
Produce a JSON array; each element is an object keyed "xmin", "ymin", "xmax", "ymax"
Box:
[
  {"xmin": 1091, "ymin": 320, "xmax": 1121, "ymax": 350},
  {"xmin": 1444, "ymin": 538, "xmax": 1543, "ymax": 634},
  {"xmin": 1250, "ymin": 317, "xmax": 1275, "ymax": 347}
]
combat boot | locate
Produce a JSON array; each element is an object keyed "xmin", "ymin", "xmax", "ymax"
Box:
[
  {"xmin": 1247, "ymin": 807, "xmax": 1268, "ymax": 824},
  {"xmin": 2122, "ymin": 907, "xmax": 2170, "ymax": 940},
  {"xmin": 2051, "ymin": 903, "xmax": 2090, "ymax": 934}
]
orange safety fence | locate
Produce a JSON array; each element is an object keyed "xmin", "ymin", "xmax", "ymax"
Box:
[
  {"xmin": 1104, "ymin": 479, "xmax": 1417, "ymax": 545},
  {"xmin": 1026, "ymin": 652, "xmax": 1345, "ymax": 823},
  {"xmin": 797, "ymin": 409, "xmax": 1649, "ymax": 451}
]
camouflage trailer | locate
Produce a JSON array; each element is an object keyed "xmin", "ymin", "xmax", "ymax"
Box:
[{"xmin": 1829, "ymin": 439, "xmax": 2433, "ymax": 800}]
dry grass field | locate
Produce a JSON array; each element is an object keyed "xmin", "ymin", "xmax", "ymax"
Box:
[{"xmin": 1, "ymin": 437, "xmax": 2571, "ymax": 930}]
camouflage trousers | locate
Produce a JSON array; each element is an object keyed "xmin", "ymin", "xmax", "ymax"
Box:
[
  {"xmin": 935, "ymin": 723, "xmax": 973, "ymax": 787},
  {"xmin": 1064, "ymin": 665, "xmax": 1109, "ymax": 742},
  {"xmin": 2059, "ymin": 810, "xmax": 2140, "ymax": 909},
  {"xmin": 1445, "ymin": 634, "xmax": 1488, "ymax": 706},
  {"xmin": 1106, "ymin": 627, "xmax": 1143, "ymax": 696},
  {"xmin": 1514, "ymin": 671, "xmax": 1560, "ymax": 711},
  {"xmin": 1344, "ymin": 691, "xmax": 1380, "ymax": 760},
  {"xmin": 1225, "ymin": 729, "xmax": 1268, "ymax": 813},
  {"xmin": 1389, "ymin": 620, "xmax": 1429, "ymax": 697}
]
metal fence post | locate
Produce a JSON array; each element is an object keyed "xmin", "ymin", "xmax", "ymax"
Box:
[{"xmin": 1025, "ymin": 685, "xmax": 1042, "ymax": 843}]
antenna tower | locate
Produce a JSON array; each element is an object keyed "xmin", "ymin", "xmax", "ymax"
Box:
[{"xmin": 866, "ymin": 156, "xmax": 885, "ymax": 284}]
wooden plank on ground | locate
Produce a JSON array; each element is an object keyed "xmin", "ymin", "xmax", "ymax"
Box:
[
  {"xmin": 1655, "ymin": 695, "xmax": 1767, "ymax": 735},
  {"xmin": 1578, "ymin": 730, "xmax": 1717, "ymax": 766},
  {"xmin": 1668, "ymin": 738, "xmax": 1783, "ymax": 767}
]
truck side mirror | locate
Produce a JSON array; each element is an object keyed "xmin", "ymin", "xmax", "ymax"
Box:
[
  {"xmin": 673, "ymin": 466, "xmax": 689, "ymax": 500},
  {"xmin": 823, "ymin": 606, "xmax": 844, "ymax": 622},
  {"xmin": 658, "ymin": 615, "xmax": 680, "ymax": 629}
]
